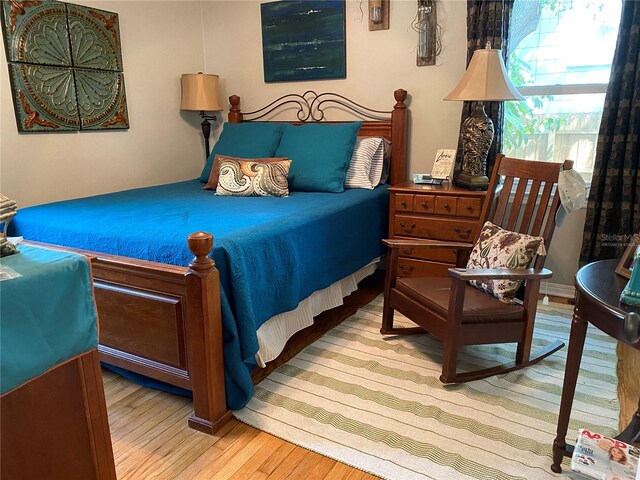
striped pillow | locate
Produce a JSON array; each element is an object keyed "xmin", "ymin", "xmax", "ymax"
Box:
[{"xmin": 345, "ymin": 137, "xmax": 385, "ymax": 189}]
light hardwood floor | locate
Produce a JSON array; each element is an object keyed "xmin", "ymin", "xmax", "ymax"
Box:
[
  {"xmin": 104, "ymin": 273, "xmax": 385, "ymax": 479},
  {"xmin": 103, "ymin": 370, "xmax": 377, "ymax": 479}
]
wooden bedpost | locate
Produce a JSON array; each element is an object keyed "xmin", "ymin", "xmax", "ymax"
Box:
[
  {"xmin": 185, "ymin": 232, "xmax": 232, "ymax": 434},
  {"xmin": 390, "ymin": 89, "xmax": 408, "ymax": 185},
  {"xmin": 228, "ymin": 95, "xmax": 242, "ymax": 123}
]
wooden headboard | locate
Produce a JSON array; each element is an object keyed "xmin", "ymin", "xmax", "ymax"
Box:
[{"xmin": 226, "ymin": 89, "xmax": 409, "ymax": 185}]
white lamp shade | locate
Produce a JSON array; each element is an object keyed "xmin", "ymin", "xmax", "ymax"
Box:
[
  {"xmin": 180, "ymin": 73, "xmax": 223, "ymax": 111},
  {"xmin": 444, "ymin": 48, "xmax": 524, "ymax": 102}
]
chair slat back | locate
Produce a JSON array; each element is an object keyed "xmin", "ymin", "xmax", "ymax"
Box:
[
  {"xmin": 506, "ymin": 178, "xmax": 528, "ymax": 231},
  {"xmin": 482, "ymin": 155, "xmax": 574, "ymax": 261},
  {"xmin": 529, "ymin": 182, "xmax": 555, "ymax": 236},
  {"xmin": 520, "ymin": 179, "xmax": 542, "ymax": 233},
  {"xmin": 492, "ymin": 176, "xmax": 513, "ymax": 226}
]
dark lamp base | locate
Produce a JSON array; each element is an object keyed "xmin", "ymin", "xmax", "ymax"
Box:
[{"xmin": 455, "ymin": 172, "xmax": 489, "ymax": 191}]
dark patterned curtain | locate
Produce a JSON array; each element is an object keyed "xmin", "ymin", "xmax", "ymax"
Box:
[
  {"xmin": 456, "ymin": 0, "xmax": 514, "ymax": 179},
  {"xmin": 580, "ymin": 0, "xmax": 640, "ymax": 264}
]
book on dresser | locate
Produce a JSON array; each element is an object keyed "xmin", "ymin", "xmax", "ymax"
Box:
[{"xmin": 570, "ymin": 429, "xmax": 639, "ymax": 480}]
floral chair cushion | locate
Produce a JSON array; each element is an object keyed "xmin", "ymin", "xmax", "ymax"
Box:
[{"xmin": 466, "ymin": 222, "xmax": 546, "ymax": 303}]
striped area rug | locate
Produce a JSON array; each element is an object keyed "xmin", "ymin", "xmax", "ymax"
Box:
[{"xmin": 234, "ymin": 295, "xmax": 619, "ymax": 480}]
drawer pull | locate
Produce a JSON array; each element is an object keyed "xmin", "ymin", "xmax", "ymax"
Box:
[
  {"xmin": 401, "ymin": 247, "xmax": 414, "ymax": 255},
  {"xmin": 421, "ymin": 201, "xmax": 429, "ymax": 209},
  {"xmin": 443, "ymin": 203, "xmax": 451, "ymax": 210},
  {"xmin": 454, "ymin": 227, "xmax": 472, "ymax": 239},
  {"xmin": 400, "ymin": 200, "xmax": 408, "ymax": 209},
  {"xmin": 400, "ymin": 222, "xmax": 416, "ymax": 233},
  {"xmin": 466, "ymin": 205, "xmax": 474, "ymax": 211},
  {"xmin": 398, "ymin": 263, "xmax": 414, "ymax": 275}
]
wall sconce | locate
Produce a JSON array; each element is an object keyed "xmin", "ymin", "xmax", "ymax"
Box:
[
  {"xmin": 180, "ymin": 73, "xmax": 223, "ymax": 161},
  {"xmin": 415, "ymin": 0, "xmax": 438, "ymax": 66},
  {"xmin": 368, "ymin": 0, "xmax": 389, "ymax": 31}
]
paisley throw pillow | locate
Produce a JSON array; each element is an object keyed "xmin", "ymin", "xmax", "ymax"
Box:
[
  {"xmin": 215, "ymin": 157, "xmax": 291, "ymax": 197},
  {"xmin": 203, "ymin": 154, "xmax": 288, "ymax": 190},
  {"xmin": 466, "ymin": 221, "xmax": 547, "ymax": 303}
]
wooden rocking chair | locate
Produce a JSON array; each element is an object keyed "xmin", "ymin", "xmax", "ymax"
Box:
[{"xmin": 382, "ymin": 154, "xmax": 574, "ymax": 383}]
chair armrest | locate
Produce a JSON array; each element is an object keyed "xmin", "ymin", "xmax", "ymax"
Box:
[
  {"xmin": 382, "ymin": 239, "xmax": 475, "ymax": 250},
  {"xmin": 448, "ymin": 268, "xmax": 553, "ymax": 281}
]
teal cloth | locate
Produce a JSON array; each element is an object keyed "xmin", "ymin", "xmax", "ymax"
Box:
[
  {"xmin": 276, "ymin": 122, "xmax": 362, "ymax": 192},
  {"xmin": 0, "ymin": 245, "xmax": 98, "ymax": 395},
  {"xmin": 198, "ymin": 122, "xmax": 284, "ymax": 182}
]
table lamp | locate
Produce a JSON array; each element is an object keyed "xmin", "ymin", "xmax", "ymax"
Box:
[
  {"xmin": 180, "ymin": 73, "xmax": 223, "ymax": 160},
  {"xmin": 444, "ymin": 42, "xmax": 524, "ymax": 190}
]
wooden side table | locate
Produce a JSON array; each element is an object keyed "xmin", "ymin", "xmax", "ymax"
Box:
[
  {"xmin": 551, "ymin": 259, "xmax": 640, "ymax": 473},
  {"xmin": 0, "ymin": 245, "xmax": 116, "ymax": 480},
  {"xmin": 387, "ymin": 182, "xmax": 489, "ymax": 278}
]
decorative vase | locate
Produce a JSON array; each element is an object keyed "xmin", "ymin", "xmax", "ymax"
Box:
[
  {"xmin": 620, "ymin": 246, "xmax": 640, "ymax": 306},
  {"xmin": 455, "ymin": 103, "xmax": 494, "ymax": 191}
]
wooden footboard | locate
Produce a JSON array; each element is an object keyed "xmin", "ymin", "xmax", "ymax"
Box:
[{"xmin": 26, "ymin": 232, "xmax": 232, "ymax": 435}]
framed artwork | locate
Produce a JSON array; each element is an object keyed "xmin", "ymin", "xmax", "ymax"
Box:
[
  {"xmin": 261, "ymin": 0, "xmax": 346, "ymax": 83},
  {"xmin": 0, "ymin": 0, "xmax": 129, "ymax": 132},
  {"xmin": 616, "ymin": 234, "xmax": 640, "ymax": 279}
]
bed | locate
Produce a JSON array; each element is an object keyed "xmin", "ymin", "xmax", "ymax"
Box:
[{"xmin": 11, "ymin": 89, "xmax": 409, "ymax": 434}]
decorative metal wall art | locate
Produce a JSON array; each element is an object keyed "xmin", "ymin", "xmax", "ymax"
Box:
[
  {"xmin": 261, "ymin": 0, "xmax": 346, "ymax": 83},
  {"xmin": 1, "ymin": 0, "xmax": 129, "ymax": 132},
  {"xmin": 413, "ymin": 0, "xmax": 441, "ymax": 66},
  {"xmin": 368, "ymin": 0, "xmax": 389, "ymax": 31}
]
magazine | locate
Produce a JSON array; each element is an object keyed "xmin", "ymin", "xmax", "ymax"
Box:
[{"xmin": 570, "ymin": 429, "xmax": 639, "ymax": 480}]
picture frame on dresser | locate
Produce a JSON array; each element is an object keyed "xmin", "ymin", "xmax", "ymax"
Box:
[{"xmin": 615, "ymin": 234, "xmax": 640, "ymax": 279}]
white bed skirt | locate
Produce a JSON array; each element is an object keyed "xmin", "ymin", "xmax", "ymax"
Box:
[{"xmin": 255, "ymin": 258, "xmax": 380, "ymax": 367}]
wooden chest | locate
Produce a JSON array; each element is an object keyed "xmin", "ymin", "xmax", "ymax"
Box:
[{"xmin": 388, "ymin": 182, "xmax": 489, "ymax": 277}]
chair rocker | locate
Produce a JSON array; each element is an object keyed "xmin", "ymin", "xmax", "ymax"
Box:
[{"xmin": 382, "ymin": 154, "xmax": 574, "ymax": 383}]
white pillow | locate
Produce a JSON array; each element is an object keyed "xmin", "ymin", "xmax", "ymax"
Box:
[{"xmin": 345, "ymin": 137, "xmax": 385, "ymax": 189}]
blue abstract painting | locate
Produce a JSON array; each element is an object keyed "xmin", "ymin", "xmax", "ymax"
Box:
[{"xmin": 261, "ymin": 0, "xmax": 346, "ymax": 83}]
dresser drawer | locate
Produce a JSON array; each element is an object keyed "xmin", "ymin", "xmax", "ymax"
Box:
[
  {"xmin": 413, "ymin": 195, "xmax": 435, "ymax": 214},
  {"xmin": 394, "ymin": 193, "xmax": 414, "ymax": 213},
  {"xmin": 435, "ymin": 196, "xmax": 457, "ymax": 216},
  {"xmin": 396, "ymin": 258, "xmax": 453, "ymax": 278},
  {"xmin": 394, "ymin": 237, "xmax": 458, "ymax": 263},
  {"xmin": 457, "ymin": 197, "xmax": 482, "ymax": 218},
  {"xmin": 394, "ymin": 215, "xmax": 478, "ymax": 242}
]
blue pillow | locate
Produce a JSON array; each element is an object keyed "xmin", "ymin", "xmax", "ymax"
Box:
[
  {"xmin": 275, "ymin": 122, "xmax": 362, "ymax": 193},
  {"xmin": 198, "ymin": 122, "xmax": 284, "ymax": 183}
]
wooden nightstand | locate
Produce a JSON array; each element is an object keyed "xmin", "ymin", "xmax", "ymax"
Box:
[{"xmin": 388, "ymin": 181, "xmax": 490, "ymax": 277}]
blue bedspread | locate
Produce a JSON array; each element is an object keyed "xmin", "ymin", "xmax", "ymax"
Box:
[
  {"xmin": 1, "ymin": 245, "xmax": 98, "ymax": 395},
  {"xmin": 11, "ymin": 180, "xmax": 389, "ymax": 408}
]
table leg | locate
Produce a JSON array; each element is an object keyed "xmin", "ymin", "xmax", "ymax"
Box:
[
  {"xmin": 617, "ymin": 397, "xmax": 640, "ymax": 445},
  {"xmin": 551, "ymin": 303, "xmax": 589, "ymax": 473}
]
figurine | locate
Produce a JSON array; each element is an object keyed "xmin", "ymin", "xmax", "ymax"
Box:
[
  {"xmin": 620, "ymin": 245, "xmax": 640, "ymax": 307},
  {"xmin": 0, "ymin": 194, "xmax": 18, "ymax": 257}
]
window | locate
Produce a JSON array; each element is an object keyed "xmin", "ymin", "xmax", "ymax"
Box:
[{"xmin": 503, "ymin": 0, "xmax": 622, "ymax": 181}]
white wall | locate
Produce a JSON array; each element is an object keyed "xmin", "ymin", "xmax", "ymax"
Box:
[
  {"xmin": 1, "ymin": 0, "xmax": 207, "ymax": 207},
  {"xmin": 202, "ymin": 0, "xmax": 583, "ymax": 288},
  {"xmin": 545, "ymin": 208, "xmax": 586, "ymax": 288},
  {"xmin": 201, "ymin": 0, "xmax": 468, "ymax": 176}
]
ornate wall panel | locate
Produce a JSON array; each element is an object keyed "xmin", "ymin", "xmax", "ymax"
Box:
[
  {"xmin": 1, "ymin": 0, "xmax": 128, "ymax": 132},
  {"xmin": 9, "ymin": 63, "xmax": 79, "ymax": 131},
  {"xmin": 67, "ymin": 4, "xmax": 122, "ymax": 72},
  {"xmin": 75, "ymin": 70, "xmax": 128, "ymax": 129},
  {"xmin": 2, "ymin": 1, "xmax": 71, "ymax": 65}
]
